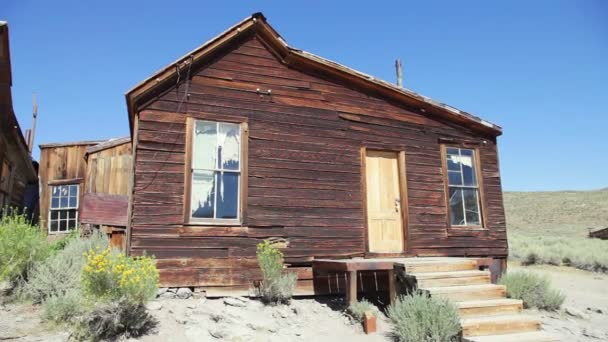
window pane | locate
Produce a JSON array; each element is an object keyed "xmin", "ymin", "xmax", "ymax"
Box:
[
  {"xmin": 449, "ymin": 188, "xmax": 465, "ymax": 226},
  {"xmin": 60, "ymin": 197, "xmax": 68, "ymax": 208},
  {"xmin": 69, "ymin": 196, "xmax": 77, "ymax": 208},
  {"xmin": 447, "ymin": 156, "xmax": 460, "ymax": 171},
  {"xmin": 68, "ymin": 210, "xmax": 77, "ymax": 220},
  {"xmin": 59, "ymin": 219, "xmax": 67, "ymax": 232},
  {"xmin": 52, "ymin": 186, "xmax": 60, "ymax": 197},
  {"xmin": 462, "ymin": 162, "xmax": 477, "ymax": 186},
  {"xmin": 191, "ymin": 171, "xmax": 215, "ymax": 218},
  {"xmin": 50, "ymin": 220, "xmax": 58, "ymax": 232},
  {"xmin": 193, "ymin": 121, "xmax": 217, "ymax": 170},
  {"xmin": 217, "ymin": 172, "xmax": 239, "ymax": 219},
  {"xmin": 69, "ymin": 185, "xmax": 78, "ymax": 196},
  {"xmin": 448, "ymin": 171, "xmax": 462, "ymax": 186},
  {"xmin": 67, "ymin": 219, "xmax": 77, "ymax": 230},
  {"xmin": 461, "ymin": 149, "xmax": 473, "ymax": 157},
  {"xmin": 446, "ymin": 148, "xmax": 459, "ymax": 156},
  {"xmin": 50, "ymin": 211, "xmax": 59, "ymax": 220},
  {"xmin": 60, "ymin": 185, "xmax": 69, "ymax": 197},
  {"xmin": 463, "ymin": 189, "xmax": 481, "ymax": 225},
  {"xmin": 51, "ymin": 197, "xmax": 59, "ymax": 209},
  {"xmin": 218, "ymin": 123, "xmax": 240, "ymax": 170}
]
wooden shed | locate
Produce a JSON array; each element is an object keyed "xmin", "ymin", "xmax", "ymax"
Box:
[
  {"xmin": 0, "ymin": 21, "xmax": 38, "ymax": 216},
  {"xmin": 125, "ymin": 13, "xmax": 507, "ymax": 295},
  {"xmin": 38, "ymin": 137, "xmax": 132, "ymax": 247}
]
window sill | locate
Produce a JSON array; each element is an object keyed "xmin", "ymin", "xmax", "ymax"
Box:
[
  {"xmin": 448, "ymin": 226, "xmax": 487, "ymax": 231},
  {"xmin": 184, "ymin": 221, "xmax": 243, "ymax": 227}
]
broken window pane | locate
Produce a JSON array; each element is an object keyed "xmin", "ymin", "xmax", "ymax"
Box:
[
  {"xmin": 464, "ymin": 189, "xmax": 480, "ymax": 225},
  {"xmin": 449, "ymin": 188, "xmax": 465, "ymax": 226},
  {"xmin": 191, "ymin": 171, "xmax": 215, "ymax": 218}
]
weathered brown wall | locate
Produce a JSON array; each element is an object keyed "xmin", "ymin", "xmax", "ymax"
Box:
[
  {"xmin": 130, "ymin": 33, "xmax": 507, "ymax": 294},
  {"xmin": 85, "ymin": 142, "xmax": 132, "ymax": 196},
  {"xmin": 38, "ymin": 144, "xmax": 91, "ymax": 231}
]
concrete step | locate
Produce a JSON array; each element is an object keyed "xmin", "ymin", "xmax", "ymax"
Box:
[
  {"xmin": 457, "ymin": 299, "xmax": 523, "ymax": 317},
  {"xmin": 463, "ymin": 331, "xmax": 559, "ymax": 342},
  {"xmin": 399, "ymin": 259, "xmax": 478, "ymax": 273},
  {"xmin": 461, "ymin": 314, "xmax": 542, "ymax": 337},
  {"xmin": 426, "ymin": 284, "xmax": 507, "ymax": 302},
  {"xmin": 411, "ymin": 270, "xmax": 491, "ymax": 287}
]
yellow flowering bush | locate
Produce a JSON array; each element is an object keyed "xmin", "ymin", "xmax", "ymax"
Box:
[{"xmin": 82, "ymin": 247, "xmax": 159, "ymax": 303}]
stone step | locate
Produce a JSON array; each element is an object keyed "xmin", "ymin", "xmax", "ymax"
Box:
[
  {"xmin": 411, "ymin": 270, "xmax": 491, "ymax": 287},
  {"xmin": 461, "ymin": 314, "xmax": 542, "ymax": 337},
  {"xmin": 426, "ymin": 284, "xmax": 507, "ymax": 302},
  {"xmin": 399, "ymin": 259, "xmax": 478, "ymax": 273},
  {"xmin": 463, "ymin": 331, "xmax": 559, "ymax": 342},
  {"xmin": 457, "ymin": 299, "xmax": 523, "ymax": 317}
]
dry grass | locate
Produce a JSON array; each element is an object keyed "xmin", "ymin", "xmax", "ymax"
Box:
[{"xmin": 505, "ymin": 189, "xmax": 608, "ymax": 272}]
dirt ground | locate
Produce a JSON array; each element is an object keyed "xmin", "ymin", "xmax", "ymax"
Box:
[
  {"xmin": 510, "ymin": 263, "xmax": 608, "ymax": 341},
  {"xmin": 1, "ymin": 264, "xmax": 606, "ymax": 341}
]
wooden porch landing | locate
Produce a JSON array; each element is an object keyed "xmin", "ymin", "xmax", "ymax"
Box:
[{"xmin": 312, "ymin": 257, "xmax": 485, "ymax": 305}]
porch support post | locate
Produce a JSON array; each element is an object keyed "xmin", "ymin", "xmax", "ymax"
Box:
[
  {"xmin": 345, "ymin": 270, "xmax": 357, "ymax": 305},
  {"xmin": 388, "ymin": 269, "xmax": 396, "ymax": 304}
]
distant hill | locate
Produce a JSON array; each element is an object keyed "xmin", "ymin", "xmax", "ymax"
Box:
[{"xmin": 504, "ymin": 190, "xmax": 608, "ymax": 238}]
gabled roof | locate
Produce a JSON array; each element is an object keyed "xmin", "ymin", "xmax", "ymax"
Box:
[{"xmin": 125, "ymin": 12, "xmax": 502, "ymax": 136}]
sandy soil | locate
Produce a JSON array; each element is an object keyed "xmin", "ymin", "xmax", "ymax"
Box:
[
  {"xmin": 1, "ymin": 265, "xmax": 606, "ymax": 341},
  {"xmin": 510, "ymin": 263, "xmax": 608, "ymax": 341}
]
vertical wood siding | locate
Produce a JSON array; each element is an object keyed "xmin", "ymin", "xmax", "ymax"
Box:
[{"xmin": 130, "ymin": 34, "xmax": 507, "ymax": 292}]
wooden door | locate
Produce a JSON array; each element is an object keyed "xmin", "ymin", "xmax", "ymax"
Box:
[{"xmin": 365, "ymin": 151, "xmax": 404, "ymax": 253}]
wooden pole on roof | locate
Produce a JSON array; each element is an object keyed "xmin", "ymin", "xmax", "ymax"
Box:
[
  {"xmin": 28, "ymin": 92, "xmax": 38, "ymax": 155},
  {"xmin": 395, "ymin": 59, "xmax": 403, "ymax": 88}
]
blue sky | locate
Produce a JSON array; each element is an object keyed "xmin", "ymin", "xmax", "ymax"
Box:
[{"xmin": 3, "ymin": 1, "xmax": 607, "ymax": 191}]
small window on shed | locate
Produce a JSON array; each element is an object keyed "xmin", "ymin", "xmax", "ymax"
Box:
[
  {"xmin": 48, "ymin": 184, "xmax": 79, "ymax": 233},
  {"xmin": 189, "ymin": 120, "xmax": 243, "ymax": 224},
  {"xmin": 443, "ymin": 147, "xmax": 483, "ymax": 228}
]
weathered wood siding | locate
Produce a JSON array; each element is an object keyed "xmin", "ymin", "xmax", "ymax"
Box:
[
  {"xmin": 38, "ymin": 144, "xmax": 92, "ymax": 231},
  {"xmin": 130, "ymin": 33, "xmax": 506, "ymax": 293},
  {"xmin": 85, "ymin": 142, "xmax": 132, "ymax": 196}
]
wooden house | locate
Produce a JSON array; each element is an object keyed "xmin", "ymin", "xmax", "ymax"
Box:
[
  {"xmin": 124, "ymin": 13, "xmax": 507, "ymax": 295},
  {"xmin": 38, "ymin": 137, "xmax": 132, "ymax": 246},
  {"xmin": 0, "ymin": 21, "xmax": 38, "ymax": 216}
]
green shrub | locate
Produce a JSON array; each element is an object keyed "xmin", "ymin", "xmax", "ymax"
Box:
[
  {"xmin": 42, "ymin": 289, "xmax": 87, "ymax": 324},
  {"xmin": 0, "ymin": 213, "xmax": 49, "ymax": 283},
  {"xmin": 18, "ymin": 233, "xmax": 109, "ymax": 303},
  {"xmin": 387, "ymin": 291, "xmax": 461, "ymax": 342},
  {"xmin": 498, "ymin": 271, "xmax": 564, "ymax": 311},
  {"xmin": 49, "ymin": 230, "xmax": 80, "ymax": 254},
  {"xmin": 348, "ymin": 299, "xmax": 374, "ymax": 322},
  {"xmin": 81, "ymin": 247, "xmax": 159, "ymax": 304},
  {"xmin": 74, "ymin": 299, "xmax": 158, "ymax": 341},
  {"xmin": 255, "ymin": 240, "xmax": 297, "ymax": 304}
]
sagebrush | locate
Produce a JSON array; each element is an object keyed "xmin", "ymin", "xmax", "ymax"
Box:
[
  {"xmin": 387, "ymin": 291, "xmax": 461, "ymax": 342},
  {"xmin": 509, "ymin": 234, "xmax": 608, "ymax": 272},
  {"xmin": 0, "ymin": 213, "xmax": 49, "ymax": 283},
  {"xmin": 498, "ymin": 271, "xmax": 564, "ymax": 311},
  {"xmin": 42, "ymin": 289, "xmax": 86, "ymax": 324},
  {"xmin": 256, "ymin": 240, "xmax": 297, "ymax": 304},
  {"xmin": 348, "ymin": 299, "xmax": 374, "ymax": 322},
  {"xmin": 18, "ymin": 232, "xmax": 109, "ymax": 303},
  {"xmin": 81, "ymin": 247, "xmax": 159, "ymax": 304},
  {"xmin": 74, "ymin": 300, "xmax": 158, "ymax": 341}
]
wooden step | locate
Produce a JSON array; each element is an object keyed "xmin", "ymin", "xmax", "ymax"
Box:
[
  {"xmin": 426, "ymin": 284, "xmax": 507, "ymax": 302},
  {"xmin": 411, "ymin": 270, "xmax": 491, "ymax": 287},
  {"xmin": 399, "ymin": 259, "xmax": 478, "ymax": 273},
  {"xmin": 461, "ymin": 314, "xmax": 541, "ymax": 337},
  {"xmin": 457, "ymin": 299, "xmax": 523, "ymax": 317},
  {"xmin": 463, "ymin": 331, "xmax": 559, "ymax": 342}
]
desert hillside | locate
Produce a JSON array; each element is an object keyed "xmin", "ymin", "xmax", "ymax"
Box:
[{"xmin": 504, "ymin": 189, "xmax": 608, "ymax": 238}]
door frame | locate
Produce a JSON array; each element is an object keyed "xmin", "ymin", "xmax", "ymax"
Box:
[{"xmin": 360, "ymin": 147, "xmax": 409, "ymax": 255}]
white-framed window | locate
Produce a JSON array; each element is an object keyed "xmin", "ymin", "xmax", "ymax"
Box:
[
  {"xmin": 48, "ymin": 184, "xmax": 79, "ymax": 233},
  {"xmin": 190, "ymin": 120, "xmax": 241, "ymax": 223},
  {"xmin": 445, "ymin": 147, "xmax": 483, "ymax": 227}
]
